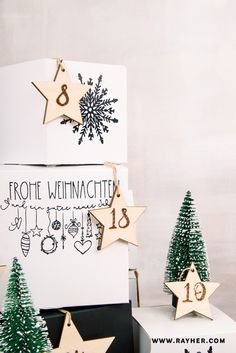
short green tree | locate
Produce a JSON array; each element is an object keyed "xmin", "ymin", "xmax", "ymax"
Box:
[
  {"xmin": 0, "ymin": 257, "xmax": 52, "ymax": 352},
  {"xmin": 164, "ymin": 191, "xmax": 210, "ymax": 293}
]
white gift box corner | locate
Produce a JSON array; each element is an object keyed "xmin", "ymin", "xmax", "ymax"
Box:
[
  {"xmin": 0, "ymin": 58, "xmax": 127, "ymax": 165},
  {"xmin": 133, "ymin": 305, "xmax": 236, "ymax": 353}
]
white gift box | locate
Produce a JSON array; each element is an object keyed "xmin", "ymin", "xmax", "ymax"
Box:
[
  {"xmin": 0, "ymin": 164, "xmax": 130, "ymax": 309},
  {"xmin": 133, "ymin": 305, "xmax": 236, "ymax": 353},
  {"xmin": 0, "ymin": 59, "xmax": 127, "ymax": 165}
]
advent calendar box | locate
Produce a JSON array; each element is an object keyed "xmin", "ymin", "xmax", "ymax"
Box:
[
  {"xmin": 0, "ymin": 164, "xmax": 130, "ymax": 309},
  {"xmin": 133, "ymin": 305, "xmax": 236, "ymax": 353},
  {"xmin": 0, "ymin": 58, "xmax": 127, "ymax": 165},
  {"xmin": 41, "ymin": 302, "xmax": 134, "ymax": 353}
]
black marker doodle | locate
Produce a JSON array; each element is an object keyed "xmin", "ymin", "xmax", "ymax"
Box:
[
  {"xmin": 29, "ymin": 205, "xmax": 44, "ymax": 211},
  {"xmin": 0, "ymin": 198, "xmax": 10, "ymax": 210},
  {"xmin": 184, "ymin": 346, "xmax": 213, "ymax": 353},
  {"xmin": 95, "ymin": 222, "xmax": 103, "ymax": 250},
  {"xmin": 66, "ymin": 211, "xmax": 81, "ymax": 238},
  {"xmin": 0, "ymin": 176, "xmax": 118, "ymax": 256},
  {"xmin": 21, "ymin": 232, "xmax": 31, "ymax": 257},
  {"xmin": 95, "ymin": 223, "xmax": 103, "ymax": 240},
  {"xmin": 9, "ymin": 207, "xmax": 22, "ymax": 231},
  {"xmin": 31, "ymin": 208, "xmax": 43, "ymax": 237},
  {"xmin": 52, "ymin": 209, "xmax": 61, "ymax": 231},
  {"xmin": 73, "ymin": 203, "xmax": 96, "ymax": 210},
  {"xmin": 8, "ymin": 201, "xmax": 27, "ymax": 231},
  {"xmin": 86, "ymin": 212, "xmax": 93, "ymax": 238},
  {"xmin": 74, "ymin": 240, "xmax": 92, "ymax": 255},
  {"xmin": 21, "ymin": 208, "xmax": 30, "ymax": 257},
  {"xmin": 74, "ymin": 213, "xmax": 92, "ymax": 255},
  {"xmin": 41, "ymin": 235, "xmax": 58, "ymax": 255},
  {"xmin": 41, "ymin": 209, "xmax": 58, "ymax": 255},
  {"xmin": 47, "ymin": 206, "xmax": 71, "ymax": 212},
  {"xmin": 11, "ymin": 201, "xmax": 27, "ymax": 209},
  {"xmin": 98, "ymin": 199, "xmax": 109, "ymax": 207},
  {"xmin": 61, "ymin": 212, "xmax": 66, "ymax": 250},
  {"xmin": 61, "ymin": 74, "xmax": 118, "ymax": 145}
]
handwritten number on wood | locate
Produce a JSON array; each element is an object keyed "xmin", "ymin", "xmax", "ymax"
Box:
[
  {"xmin": 56, "ymin": 84, "xmax": 69, "ymax": 106},
  {"xmin": 109, "ymin": 208, "xmax": 130, "ymax": 229},
  {"xmin": 183, "ymin": 282, "xmax": 206, "ymax": 303}
]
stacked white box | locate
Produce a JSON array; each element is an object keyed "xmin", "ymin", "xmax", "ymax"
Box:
[
  {"xmin": 0, "ymin": 59, "xmax": 129, "ymax": 310},
  {"xmin": 0, "ymin": 59, "xmax": 127, "ymax": 165}
]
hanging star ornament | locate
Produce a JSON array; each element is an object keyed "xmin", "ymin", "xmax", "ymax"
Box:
[
  {"xmin": 32, "ymin": 59, "xmax": 90, "ymax": 124},
  {"xmin": 0, "ymin": 265, "xmax": 6, "ymax": 274},
  {"xmin": 165, "ymin": 263, "xmax": 220, "ymax": 320},
  {"xmin": 53, "ymin": 312, "xmax": 115, "ymax": 353},
  {"xmin": 31, "ymin": 225, "xmax": 43, "ymax": 237},
  {"xmin": 90, "ymin": 187, "xmax": 145, "ymax": 249}
]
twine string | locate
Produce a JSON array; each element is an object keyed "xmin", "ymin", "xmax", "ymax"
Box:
[
  {"xmin": 59, "ymin": 309, "xmax": 72, "ymax": 326},
  {"xmin": 104, "ymin": 162, "xmax": 120, "ymax": 195},
  {"xmin": 178, "ymin": 267, "xmax": 194, "ymax": 281},
  {"xmin": 56, "ymin": 58, "xmax": 65, "ymax": 72}
]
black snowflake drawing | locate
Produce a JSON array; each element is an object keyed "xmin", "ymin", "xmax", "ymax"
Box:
[{"xmin": 61, "ymin": 74, "xmax": 119, "ymax": 144}]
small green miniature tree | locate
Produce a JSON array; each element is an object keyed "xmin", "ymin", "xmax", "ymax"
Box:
[
  {"xmin": 164, "ymin": 191, "xmax": 210, "ymax": 293},
  {"xmin": 0, "ymin": 257, "xmax": 52, "ymax": 352}
]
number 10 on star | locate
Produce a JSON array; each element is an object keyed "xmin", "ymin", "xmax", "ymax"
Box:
[
  {"xmin": 165, "ymin": 263, "xmax": 220, "ymax": 320},
  {"xmin": 183, "ymin": 281, "xmax": 206, "ymax": 303}
]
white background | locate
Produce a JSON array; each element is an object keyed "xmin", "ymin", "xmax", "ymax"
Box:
[{"xmin": 0, "ymin": 0, "xmax": 236, "ymax": 319}]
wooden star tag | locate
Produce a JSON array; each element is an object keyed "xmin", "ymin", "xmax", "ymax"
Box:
[
  {"xmin": 32, "ymin": 59, "xmax": 90, "ymax": 124},
  {"xmin": 53, "ymin": 312, "xmax": 115, "ymax": 353},
  {"xmin": 0, "ymin": 265, "xmax": 6, "ymax": 274},
  {"xmin": 90, "ymin": 187, "xmax": 145, "ymax": 249},
  {"xmin": 165, "ymin": 263, "xmax": 220, "ymax": 320}
]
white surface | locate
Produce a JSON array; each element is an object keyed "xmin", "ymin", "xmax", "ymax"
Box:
[
  {"xmin": 0, "ymin": 59, "xmax": 127, "ymax": 164},
  {"xmin": 0, "ymin": 0, "xmax": 236, "ymax": 319},
  {"xmin": 0, "ymin": 165, "xmax": 130, "ymax": 309},
  {"xmin": 133, "ymin": 305, "xmax": 236, "ymax": 353}
]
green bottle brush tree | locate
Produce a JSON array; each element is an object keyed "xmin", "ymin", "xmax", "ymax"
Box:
[
  {"xmin": 164, "ymin": 191, "xmax": 210, "ymax": 304},
  {"xmin": 0, "ymin": 257, "xmax": 52, "ymax": 353}
]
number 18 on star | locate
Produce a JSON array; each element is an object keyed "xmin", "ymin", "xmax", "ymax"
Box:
[{"xmin": 90, "ymin": 187, "xmax": 145, "ymax": 250}]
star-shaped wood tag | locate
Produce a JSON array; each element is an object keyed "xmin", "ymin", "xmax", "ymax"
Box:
[
  {"xmin": 165, "ymin": 263, "xmax": 220, "ymax": 320},
  {"xmin": 32, "ymin": 59, "xmax": 90, "ymax": 124},
  {"xmin": 90, "ymin": 187, "xmax": 145, "ymax": 249},
  {"xmin": 53, "ymin": 312, "xmax": 115, "ymax": 353},
  {"xmin": 0, "ymin": 265, "xmax": 6, "ymax": 274}
]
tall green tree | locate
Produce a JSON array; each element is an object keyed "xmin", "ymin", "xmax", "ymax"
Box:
[
  {"xmin": 0, "ymin": 257, "xmax": 52, "ymax": 353},
  {"xmin": 164, "ymin": 191, "xmax": 210, "ymax": 293}
]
